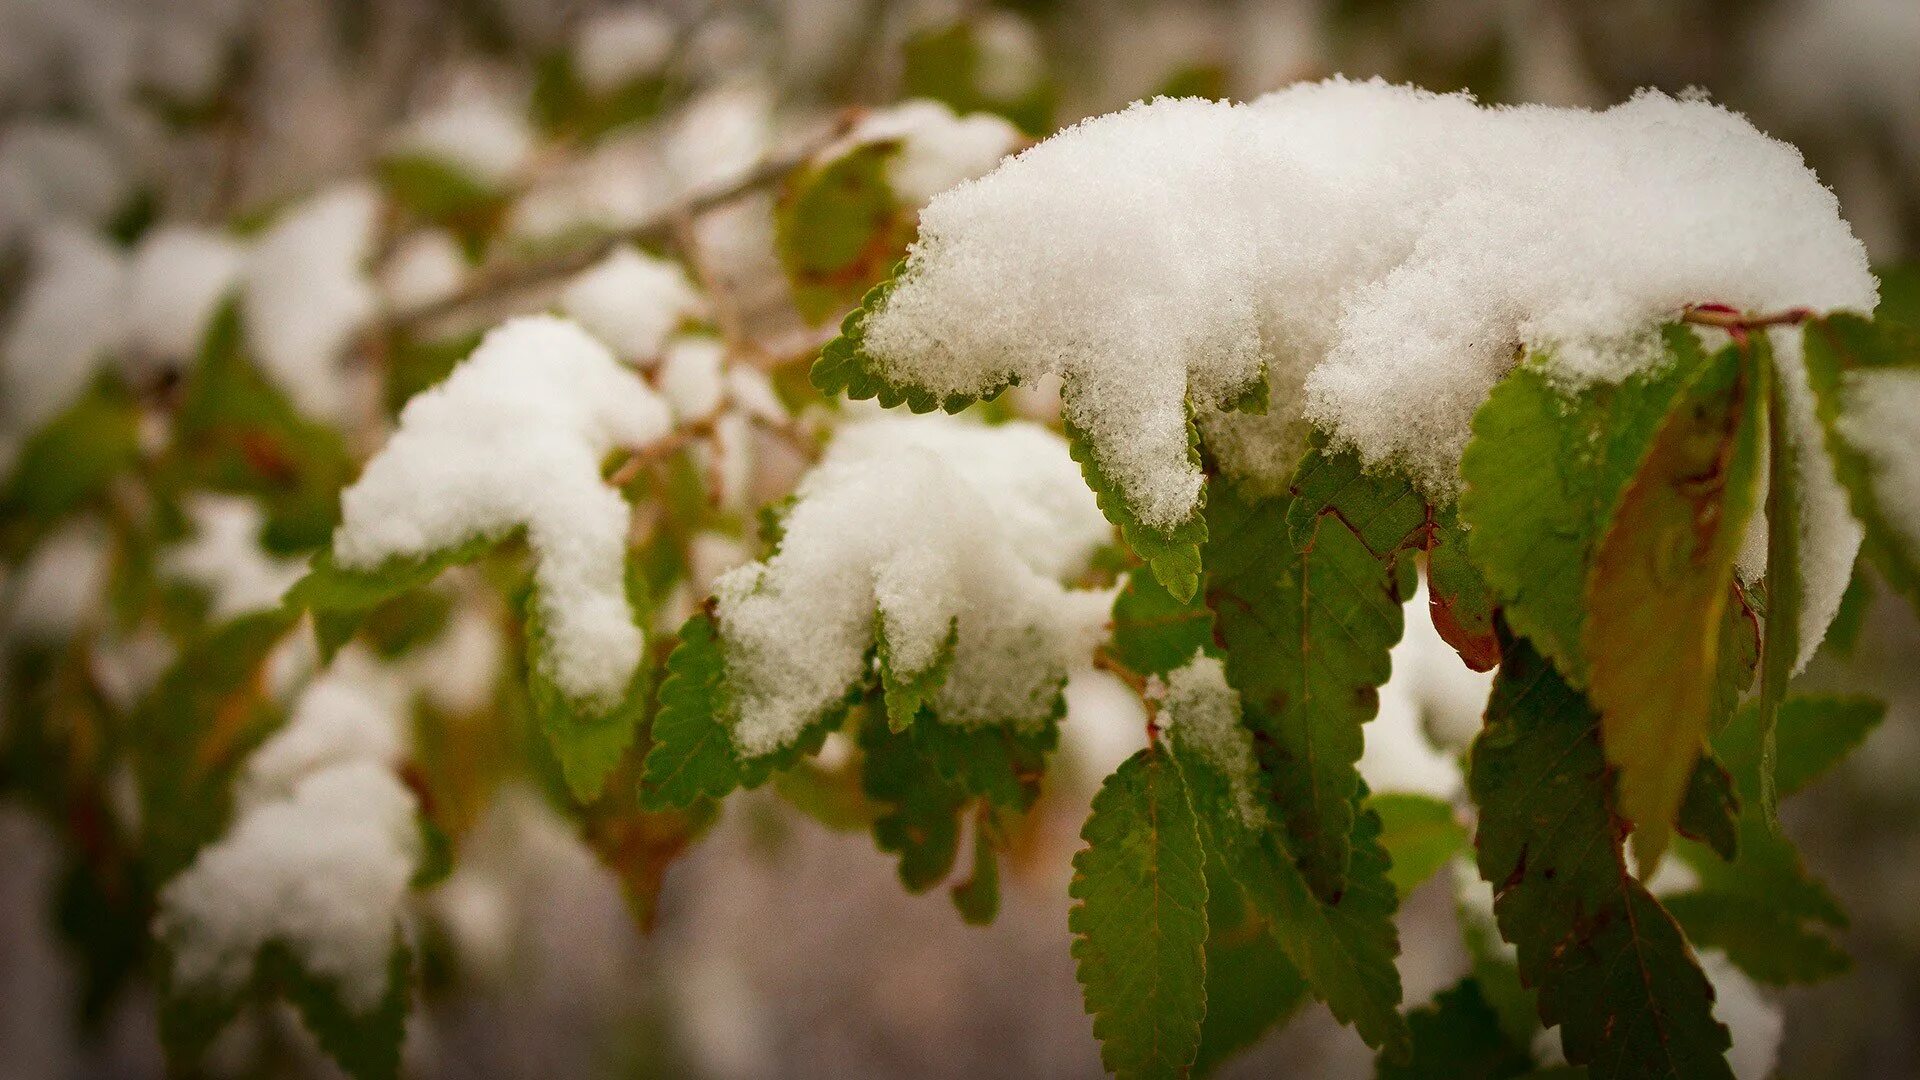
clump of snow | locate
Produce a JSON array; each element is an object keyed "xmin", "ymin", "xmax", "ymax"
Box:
[
  {"xmin": 663, "ymin": 85, "xmax": 770, "ymax": 198},
  {"xmin": 970, "ymin": 12, "xmax": 1045, "ymax": 105},
  {"xmin": 156, "ymin": 656, "xmax": 419, "ymax": 1013},
  {"xmin": 659, "ymin": 336, "xmax": 727, "ymax": 419},
  {"xmin": 1, "ymin": 225, "xmax": 128, "ymax": 441},
  {"xmin": 506, "ymin": 131, "xmax": 668, "ymax": 243},
  {"xmin": 241, "ymin": 184, "xmax": 380, "ymax": 422},
  {"xmin": 573, "ymin": 7, "xmax": 676, "ymax": 96},
  {"xmin": 558, "ymin": 247, "xmax": 707, "ymax": 365},
  {"xmin": 379, "ymin": 230, "xmax": 467, "ymax": 312},
  {"xmin": 1151, "ymin": 651, "xmax": 1263, "ymax": 827},
  {"xmin": 160, "ymin": 494, "xmax": 308, "ymax": 622},
  {"xmin": 333, "ymin": 316, "xmax": 671, "ymax": 706},
  {"xmin": 712, "ymin": 414, "xmax": 1114, "ymax": 756},
  {"xmin": 3, "ymin": 517, "xmax": 110, "ymax": 643},
  {"xmin": 831, "ymin": 100, "xmax": 1022, "ymax": 205},
  {"xmin": 391, "ymin": 93, "xmax": 536, "ymax": 190},
  {"xmin": 858, "ymin": 81, "xmax": 1875, "ymax": 530},
  {"xmin": 126, "ymin": 225, "xmax": 245, "ymax": 368},
  {"xmin": 390, "ymin": 602, "xmax": 504, "ymax": 717},
  {"xmin": 1836, "ymin": 367, "xmax": 1920, "ymax": 577}
]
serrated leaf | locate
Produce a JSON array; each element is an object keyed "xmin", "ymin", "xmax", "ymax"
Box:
[
  {"xmin": 526, "ymin": 593, "xmax": 648, "ymax": 803},
  {"xmin": 1802, "ymin": 313, "xmax": 1920, "ymax": 617},
  {"xmin": 1177, "ymin": 738, "xmax": 1410, "ymax": 1057},
  {"xmin": 285, "ymin": 539, "xmax": 493, "ymax": 661},
  {"xmin": 776, "ymin": 142, "xmax": 918, "ymax": 324},
  {"xmin": 1377, "ymin": 978, "xmax": 1535, "ymax": 1080},
  {"xmin": 1586, "ymin": 340, "xmax": 1764, "ymax": 869},
  {"xmin": 1067, "ymin": 412, "xmax": 1207, "ymax": 602},
  {"xmin": 134, "ymin": 609, "xmax": 299, "ymax": 882},
  {"xmin": 1459, "ymin": 328, "xmax": 1705, "ymax": 683},
  {"xmin": 1109, "ymin": 568, "xmax": 1215, "ymax": 677},
  {"xmin": 1191, "ymin": 856, "xmax": 1308, "ymax": 1077},
  {"xmin": 1370, "ymin": 793, "xmax": 1469, "ymax": 899},
  {"xmin": 1069, "ymin": 747, "xmax": 1208, "ymax": 1080},
  {"xmin": 877, "ymin": 615, "xmax": 957, "ymax": 732},
  {"xmin": 1469, "ymin": 635, "xmax": 1733, "ymax": 1080},
  {"xmin": 1424, "ymin": 506, "xmax": 1502, "ymax": 671},
  {"xmin": 812, "ymin": 274, "xmax": 1010, "ymax": 413},
  {"xmin": 640, "ymin": 611, "xmax": 850, "ymax": 810},
  {"xmin": 1716, "ymin": 694, "xmax": 1883, "ymax": 801},
  {"xmin": 1204, "ymin": 459, "xmax": 1421, "ymax": 901}
]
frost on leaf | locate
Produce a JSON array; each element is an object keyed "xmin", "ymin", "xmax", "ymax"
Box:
[
  {"xmin": 331, "ymin": 316, "xmax": 669, "ymax": 709},
  {"xmin": 707, "ymin": 414, "xmax": 1114, "ymax": 759},
  {"xmin": 837, "ymin": 81, "xmax": 1869, "ymax": 546}
]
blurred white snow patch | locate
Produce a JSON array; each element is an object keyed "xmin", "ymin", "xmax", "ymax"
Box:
[
  {"xmin": 1061, "ymin": 668, "xmax": 1148, "ymax": 786},
  {"xmin": 560, "ymin": 247, "xmax": 707, "ymax": 365},
  {"xmin": 241, "ymin": 183, "xmax": 380, "ymax": 423},
  {"xmin": 2, "ymin": 517, "xmax": 110, "ymax": 643},
  {"xmin": 1, "ymin": 224, "xmax": 128, "ymax": 440},
  {"xmin": 379, "ymin": 229, "xmax": 468, "ymax": 312},
  {"xmin": 830, "ymin": 100, "xmax": 1023, "ymax": 204},
  {"xmin": 160, "ymin": 494, "xmax": 307, "ymax": 621},
  {"xmin": 573, "ymin": 6, "xmax": 676, "ymax": 96},
  {"xmin": 126, "ymin": 225, "xmax": 245, "ymax": 369},
  {"xmin": 391, "ymin": 90, "xmax": 537, "ymax": 189}
]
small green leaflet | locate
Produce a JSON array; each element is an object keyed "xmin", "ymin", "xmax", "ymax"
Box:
[
  {"xmin": 1423, "ymin": 506, "xmax": 1502, "ymax": 671},
  {"xmin": 1802, "ymin": 313, "xmax": 1920, "ymax": 617},
  {"xmin": 525, "ymin": 591, "xmax": 649, "ymax": 803},
  {"xmin": 1469, "ymin": 636, "xmax": 1733, "ymax": 1080},
  {"xmin": 0, "ymin": 375, "xmax": 142, "ymax": 554},
  {"xmin": 1068, "ymin": 412, "xmax": 1208, "ymax": 602},
  {"xmin": 160, "ymin": 936, "xmax": 411, "ymax": 1080},
  {"xmin": 776, "ymin": 142, "xmax": 919, "ymax": 324},
  {"xmin": 1585, "ymin": 339, "xmax": 1765, "ymax": 870},
  {"xmin": 1377, "ymin": 978, "xmax": 1535, "ymax": 1080},
  {"xmin": 1204, "ymin": 452, "xmax": 1421, "ymax": 902},
  {"xmin": 1459, "ymin": 326, "xmax": 1705, "ymax": 685},
  {"xmin": 1369, "ymin": 793, "xmax": 1469, "ymax": 899},
  {"xmin": 1108, "ymin": 568, "xmax": 1215, "ymax": 678},
  {"xmin": 877, "ymin": 615, "xmax": 957, "ymax": 732},
  {"xmin": 1069, "ymin": 747, "xmax": 1209, "ymax": 1080},
  {"xmin": 1666, "ymin": 695, "xmax": 1881, "ymax": 985},
  {"xmin": 950, "ymin": 810, "xmax": 1001, "ymax": 925}
]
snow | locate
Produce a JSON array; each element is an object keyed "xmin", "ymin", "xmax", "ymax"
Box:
[
  {"xmin": 161, "ymin": 494, "xmax": 308, "ymax": 621},
  {"xmin": 241, "ymin": 184, "xmax": 381, "ymax": 422},
  {"xmin": 1836, "ymin": 367, "xmax": 1920, "ymax": 577},
  {"xmin": 573, "ymin": 6, "xmax": 676, "ymax": 96},
  {"xmin": 559, "ymin": 246, "xmax": 707, "ymax": 365},
  {"xmin": 3, "ymin": 517, "xmax": 109, "ymax": 642},
  {"xmin": 858, "ymin": 81, "xmax": 1875, "ymax": 531},
  {"xmin": 157, "ymin": 656, "xmax": 420, "ymax": 1014},
  {"xmin": 392, "ymin": 93, "xmax": 536, "ymax": 189},
  {"xmin": 333, "ymin": 316, "xmax": 671, "ymax": 706},
  {"xmin": 127, "ymin": 225, "xmax": 245, "ymax": 368},
  {"xmin": 659, "ymin": 335, "xmax": 727, "ymax": 419},
  {"xmin": 971, "ymin": 12, "xmax": 1045, "ymax": 104},
  {"xmin": 1152, "ymin": 651, "xmax": 1263, "ymax": 827},
  {"xmin": 379, "ymin": 230, "xmax": 467, "ymax": 312},
  {"xmin": 712, "ymin": 414, "xmax": 1114, "ymax": 757},
  {"xmin": 391, "ymin": 602, "xmax": 504, "ymax": 717},
  {"xmin": 832, "ymin": 101, "xmax": 1023, "ymax": 205},
  {"xmin": 663, "ymin": 84, "xmax": 770, "ymax": 198},
  {"xmin": 1, "ymin": 225, "xmax": 128, "ymax": 442}
]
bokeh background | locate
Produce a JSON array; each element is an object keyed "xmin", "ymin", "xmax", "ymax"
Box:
[{"xmin": 2, "ymin": 1, "xmax": 1916, "ymax": 1077}]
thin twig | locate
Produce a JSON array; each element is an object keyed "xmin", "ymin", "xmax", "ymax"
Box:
[{"xmin": 1680, "ymin": 304, "xmax": 1815, "ymax": 332}]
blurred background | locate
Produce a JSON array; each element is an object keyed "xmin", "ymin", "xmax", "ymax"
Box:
[{"xmin": 1, "ymin": 0, "xmax": 1916, "ymax": 1077}]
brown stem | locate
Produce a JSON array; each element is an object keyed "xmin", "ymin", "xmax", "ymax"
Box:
[{"xmin": 1680, "ymin": 304, "xmax": 1815, "ymax": 332}]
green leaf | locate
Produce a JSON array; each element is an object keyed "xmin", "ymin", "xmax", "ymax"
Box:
[
  {"xmin": 377, "ymin": 152, "xmax": 504, "ymax": 225},
  {"xmin": 812, "ymin": 274, "xmax": 1010, "ymax": 414},
  {"xmin": 776, "ymin": 142, "xmax": 918, "ymax": 324},
  {"xmin": 1069, "ymin": 748, "xmax": 1209, "ymax": 1080},
  {"xmin": 1716, "ymin": 694, "xmax": 1883, "ymax": 801},
  {"xmin": 1192, "ymin": 859, "xmax": 1308, "ymax": 1077},
  {"xmin": 1204, "ymin": 460, "xmax": 1420, "ymax": 901},
  {"xmin": 0, "ymin": 375, "xmax": 141, "ymax": 548},
  {"xmin": 877, "ymin": 616, "xmax": 957, "ymax": 732},
  {"xmin": 285, "ymin": 539, "xmax": 493, "ymax": 660},
  {"xmin": 1459, "ymin": 327, "xmax": 1705, "ymax": 683},
  {"xmin": 1109, "ymin": 568, "xmax": 1215, "ymax": 677},
  {"xmin": 526, "ymin": 593, "xmax": 648, "ymax": 803},
  {"xmin": 1067, "ymin": 412, "xmax": 1207, "ymax": 602},
  {"xmin": 1377, "ymin": 978, "xmax": 1535, "ymax": 1080},
  {"xmin": 1469, "ymin": 636, "xmax": 1733, "ymax": 1079},
  {"xmin": 1585, "ymin": 340, "xmax": 1765, "ymax": 869},
  {"xmin": 134, "ymin": 609, "xmax": 299, "ymax": 883},
  {"xmin": 1370, "ymin": 793, "xmax": 1469, "ymax": 899},
  {"xmin": 1674, "ymin": 754, "xmax": 1739, "ymax": 863},
  {"xmin": 1802, "ymin": 313, "xmax": 1920, "ymax": 618},
  {"xmin": 1424, "ymin": 505, "xmax": 1502, "ymax": 671},
  {"xmin": 901, "ymin": 18, "xmax": 1054, "ymax": 135},
  {"xmin": 1178, "ymin": 737, "xmax": 1409, "ymax": 1057},
  {"xmin": 1756, "ymin": 336, "xmax": 1802, "ymax": 823}
]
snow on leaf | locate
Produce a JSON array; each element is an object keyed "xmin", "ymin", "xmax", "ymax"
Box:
[{"xmin": 1586, "ymin": 339, "xmax": 1765, "ymax": 870}]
